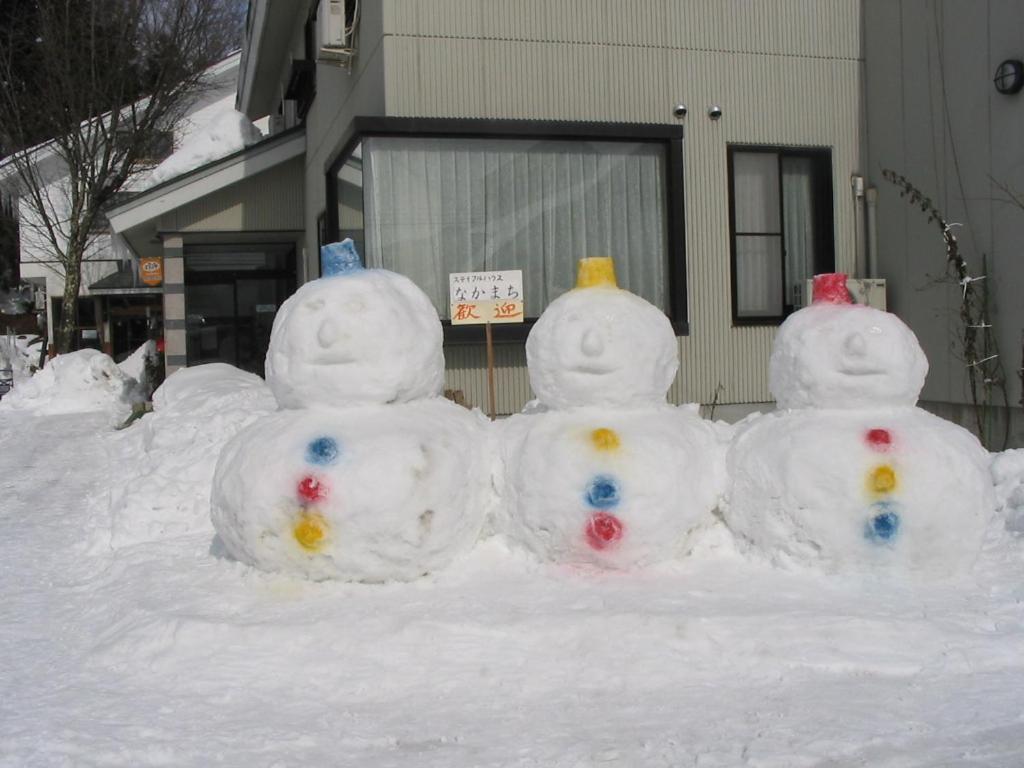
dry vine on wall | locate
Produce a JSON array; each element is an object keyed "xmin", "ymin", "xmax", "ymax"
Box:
[{"xmin": 882, "ymin": 169, "xmax": 1010, "ymax": 450}]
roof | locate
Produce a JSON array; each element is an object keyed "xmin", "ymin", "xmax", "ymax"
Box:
[
  {"xmin": 88, "ymin": 267, "xmax": 163, "ymax": 296},
  {"xmin": 0, "ymin": 52, "xmax": 243, "ymax": 182},
  {"xmin": 106, "ymin": 125, "xmax": 305, "ymax": 234}
]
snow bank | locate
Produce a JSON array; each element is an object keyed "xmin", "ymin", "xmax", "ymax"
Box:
[
  {"xmin": 992, "ymin": 448, "xmax": 1024, "ymax": 532},
  {"xmin": 148, "ymin": 110, "xmax": 263, "ymax": 185},
  {"xmin": 106, "ymin": 363, "xmax": 276, "ymax": 547},
  {"xmin": 0, "ymin": 348, "xmax": 136, "ymax": 419}
]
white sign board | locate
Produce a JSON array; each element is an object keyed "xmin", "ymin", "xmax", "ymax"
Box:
[{"xmin": 448, "ymin": 270, "xmax": 525, "ymax": 325}]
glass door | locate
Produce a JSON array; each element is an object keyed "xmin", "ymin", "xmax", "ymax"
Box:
[{"xmin": 184, "ymin": 244, "xmax": 296, "ymax": 376}]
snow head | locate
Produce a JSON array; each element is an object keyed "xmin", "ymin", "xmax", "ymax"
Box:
[
  {"xmin": 770, "ymin": 273, "xmax": 928, "ymax": 410},
  {"xmin": 526, "ymin": 257, "xmax": 678, "ymax": 410},
  {"xmin": 265, "ymin": 240, "xmax": 445, "ymax": 409}
]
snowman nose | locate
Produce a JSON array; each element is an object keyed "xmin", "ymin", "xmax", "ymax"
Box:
[
  {"xmin": 843, "ymin": 331, "xmax": 867, "ymax": 357},
  {"xmin": 317, "ymin": 318, "xmax": 340, "ymax": 348},
  {"xmin": 581, "ymin": 328, "xmax": 605, "ymax": 357}
]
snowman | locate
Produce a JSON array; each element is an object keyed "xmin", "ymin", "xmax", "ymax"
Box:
[
  {"xmin": 496, "ymin": 257, "xmax": 725, "ymax": 568},
  {"xmin": 725, "ymin": 273, "xmax": 994, "ymax": 575},
  {"xmin": 211, "ymin": 240, "xmax": 490, "ymax": 581}
]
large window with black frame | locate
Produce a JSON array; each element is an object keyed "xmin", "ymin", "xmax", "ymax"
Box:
[
  {"xmin": 727, "ymin": 145, "xmax": 834, "ymax": 324},
  {"xmin": 326, "ymin": 118, "xmax": 688, "ymax": 339}
]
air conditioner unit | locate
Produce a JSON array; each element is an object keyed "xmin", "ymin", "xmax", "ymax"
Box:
[
  {"xmin": 319, "ymin": 0, "xmax": 359, "ymax": 65},
  {"xmin": 800, "ymin": 277, "xmax": 887, "ymax": 311}
]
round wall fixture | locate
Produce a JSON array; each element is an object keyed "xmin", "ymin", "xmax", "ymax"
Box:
[{"xmin": 994, "ymin": 59, "xmax": 1024, "ymax": 94}]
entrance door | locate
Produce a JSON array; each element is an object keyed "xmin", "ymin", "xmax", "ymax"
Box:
[{"xmin": 184, "ymin": 244, "xmax": 296, "ymax": 377}]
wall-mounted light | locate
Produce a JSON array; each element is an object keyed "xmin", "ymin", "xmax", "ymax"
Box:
[
  {"xmin": 994, "ymin": 59, "xmax": 1024, "ymax": 95},
  {"xmin": 708, "ymin": 105, "xmax": 723, "ymax": 120}
]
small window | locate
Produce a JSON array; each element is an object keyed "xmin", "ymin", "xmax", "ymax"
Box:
[
  {"xmin": 326, "ymin": 118, "xmax": 687, "ymax": 338},
  {"xmin": 728, "ymin": 146, "xmax": 834, "ymax": 324}
]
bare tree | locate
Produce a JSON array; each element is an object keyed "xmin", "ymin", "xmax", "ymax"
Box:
[{"xmin": 0, "ymin": 0, "xmax": 240, "ymax": 352}]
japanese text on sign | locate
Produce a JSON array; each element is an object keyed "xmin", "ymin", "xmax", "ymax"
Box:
[{"xmin": 449, "ymin": 270, "xmax": 525, "ymax": 325}]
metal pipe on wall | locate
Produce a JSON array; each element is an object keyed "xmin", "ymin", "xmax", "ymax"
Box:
[
  {"xmin": 851, "ymin": 174, "xmax": 866, "ymax": 277},
  {"xmin": 866, "ymin": 186, "xmax": 879, "ymax": 279}
]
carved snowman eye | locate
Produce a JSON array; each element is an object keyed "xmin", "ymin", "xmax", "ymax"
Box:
[
  {"xmin": 304, "ymin": 298, "xmax": 325, "ymax": 312},
  {"xmin": 868, "ymin": 325, "xmax": 883, "ymax": 335},
  {"xmin": 346, "ymin": 297, "xmax": 367, "ymax": 313}
]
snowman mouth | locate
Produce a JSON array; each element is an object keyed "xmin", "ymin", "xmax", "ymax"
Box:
[
  {"xmin": 839, "ymin": 363, "xmax": 887, "ymax": 376},
  {"xmin": 570, "ymin": 362, "xmax": 618, "ymax": 375},
  {"xmin": 315, "ymin": 352, "xmax": 358, "ymax": 365}
]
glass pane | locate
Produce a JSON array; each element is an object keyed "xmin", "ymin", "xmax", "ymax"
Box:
[
  {"xmin": 735, "ymin": 235, "xmax": 783, "ymax": 317},
  {"xmin": 236, "ymin": 278, "xmax": 285, "ymax": 377},
  {"xmin": 733, "ymin": 152, "xmax": 780, "ymax": 233},
  {"xmin": 336, "ymin": 142, "xmax": 366, "ymax": 257},
  {"xmin": 781, "ymin": 155, "xmax": 815, "ymax": 307},
  {"xmin": 186, "ymin": 283, "xmax": 236, "ymax": 366},
  {"xmin": 356, "ymin": 136, "xmax": 669, "ymax": 318}
]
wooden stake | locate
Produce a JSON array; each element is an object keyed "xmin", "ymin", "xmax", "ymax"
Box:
[{"xmin": 485, "ymin": 321, "xmax": 496, "ymax": 420}]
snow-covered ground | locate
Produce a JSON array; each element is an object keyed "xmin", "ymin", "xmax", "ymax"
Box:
[{"xmin": 3, "ymin": 400, "xmax": 1024, "ymax": 766}]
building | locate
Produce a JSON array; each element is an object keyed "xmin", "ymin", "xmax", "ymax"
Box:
[
  {"xmin": 103, "ymin": 0, "xmax": 1023, "ymax": 444},
  {"xmin": 863, "ymin": 0, "xmax": 1024, "ymax": 448},
  {"xmin": 0, "ymin": 53, "xmax": 246, "ymax": 361}
]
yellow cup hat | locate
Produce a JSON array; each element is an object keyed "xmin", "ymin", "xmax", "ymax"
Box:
[{"xmin": 575, "ymin": 257, "xmax": 618, "ymax": 289}]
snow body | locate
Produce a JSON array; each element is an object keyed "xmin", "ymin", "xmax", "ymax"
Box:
[
  {"xmin": 498, "ymin": 258, "xmax": 724, "ymax": 568},
  {"xmin": 213, "ymin": 401, "xmax": 488, "ymax": 581},
  {"xmin": 726, "ymin": 284, "xmax": 993, "ymax": 575},
  {"xmin": 211, "ymin": 254, "xmax": 488, "ymax": 581}
]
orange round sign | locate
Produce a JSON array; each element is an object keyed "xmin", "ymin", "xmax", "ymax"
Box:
[{"xmin": 140, "ymin": 257, "xmax": 163, "ymax": 286}]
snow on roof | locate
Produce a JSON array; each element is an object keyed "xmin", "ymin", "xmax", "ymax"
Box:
[{"xmin": 147, "ymin": 109, "xmax": 263, "ymax": 186}]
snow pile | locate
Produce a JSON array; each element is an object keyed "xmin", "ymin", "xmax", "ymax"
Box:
[
  {"xmin": 498, "ymin": 257, "xmax": 725, "ymax": 568},
  {"xmin": 148, "ymin": 110, "xmax": 263, "ymax": 185},
  {"xmin": 726, "ymin": 275, "xmax": 993, "ymax": 575},
  {"xmin": 212, "ymin": 245, "xmax": 489, "ymax": 581},
  {"xmin": 0, "ymin": 348, "xmax": 136, "ymax": 419},
  {"xmin": 116, "ymin": 339, "xmax": 157, "ymax": 383},
  {"xmin": 992, "ymin": 449, "xmax": 1024, "ymax": 532},
  {"xmin": 107, "ymin": 363, "xmax": 276, "ymax": 547}
]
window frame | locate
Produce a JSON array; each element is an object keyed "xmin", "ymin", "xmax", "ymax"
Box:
[
  {"xmin": 727, "ymin": 144, "xmax": 835, "ymax": 326},
  {"xmin": 325, "ymin": 116, "xmax": 687, "ymax": 343}
]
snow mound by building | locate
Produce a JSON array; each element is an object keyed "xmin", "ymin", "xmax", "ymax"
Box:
[
  {"xmin": 106, "ymin": 363, "xmax": 276, "ymax": 547},
  {"xmin": 992, "ymin": 449, "xmax": 1024, "ymax": 533},
  {"xmin": 0, "ymin": 348, "xmax": 137, "ymax": 419},
  {"xmin": 149, "ymin": 110, "xmax": 263, "ymax": 185}
]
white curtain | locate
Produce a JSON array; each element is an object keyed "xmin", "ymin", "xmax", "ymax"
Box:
[
  {"xmin": 362, "ymin": 136, "xmax": 668, "ymax": 318},
  {"xmin": 781, "ymin": 156, "xmax": 815, "ymax": 308},
  {"xmin": 733, "ymin": 151, "xmax": 782, "ymax": 317}
]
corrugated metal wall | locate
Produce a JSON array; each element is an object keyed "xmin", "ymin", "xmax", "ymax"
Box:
[
  {"xmin": 379, "ymin": 0, "xmax": 864, "ymax": 413},
  {"xmin": 158, "ymin": 158, "xmax": 306, "ymax": 233}
]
